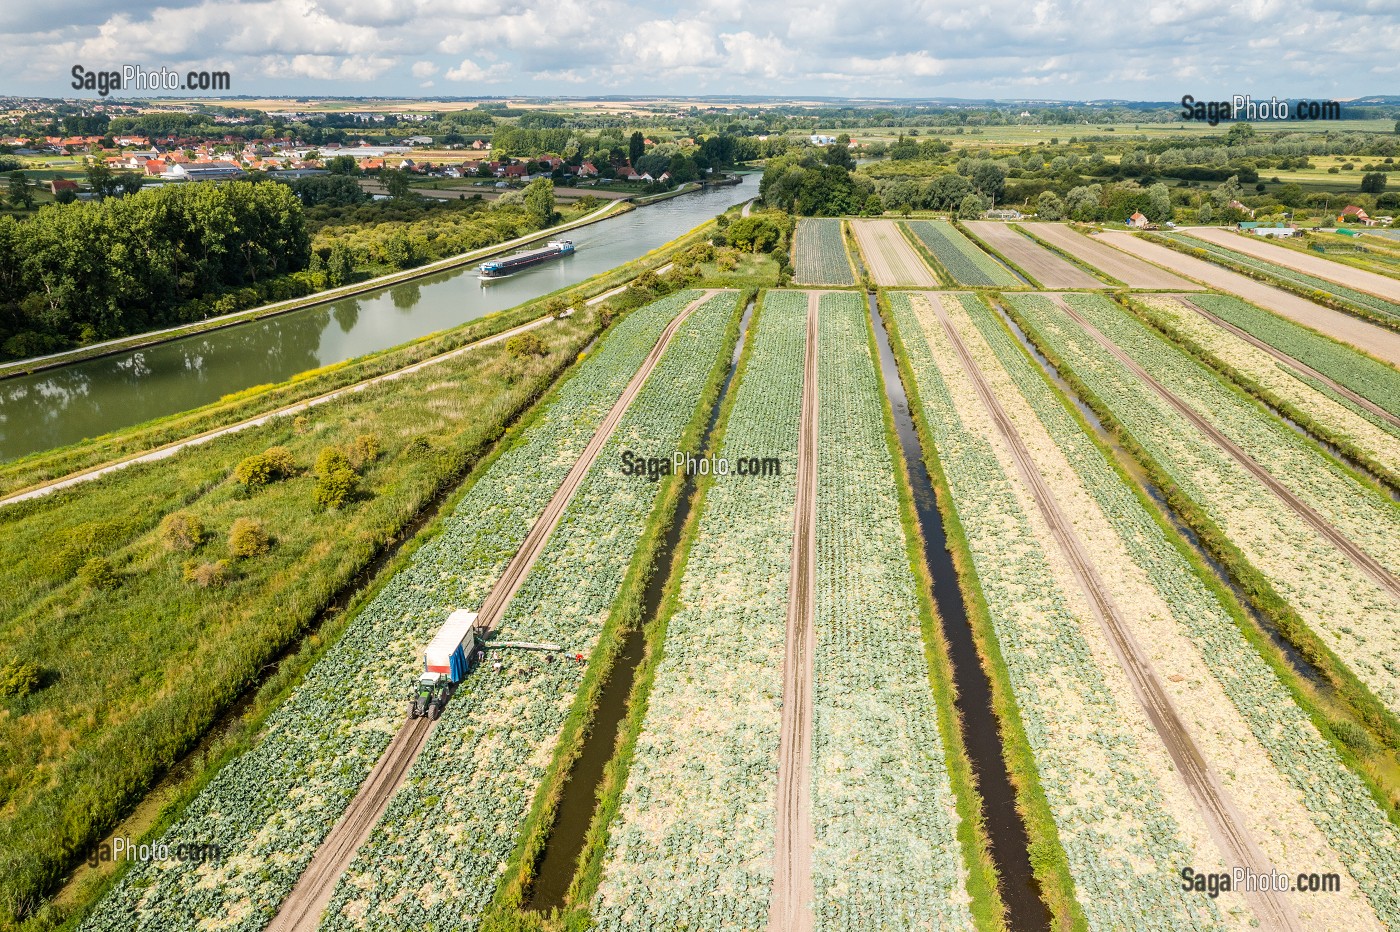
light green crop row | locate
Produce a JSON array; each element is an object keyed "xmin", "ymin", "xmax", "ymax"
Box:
[{"xmin": 592, "ymin": 290, "xmax": 808, "ymax": 930}]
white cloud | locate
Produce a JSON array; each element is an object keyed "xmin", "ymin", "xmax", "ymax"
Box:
[
  {"xmin": 444, "ymin": 57, "xmax": 507, "ymax": 81},
  {"xmin": 411, "ymin": 59, "xmax": 437, "ymax": 78}
]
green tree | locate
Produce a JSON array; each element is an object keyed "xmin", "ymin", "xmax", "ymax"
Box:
[
  {"xmin": 6, "ymin": 172, "xmax": 33, "ymax": 209},
  {"xmin": 327, "ymin": 244, "xmax": 355, "ymax": 286},
  {"xmin": 956, "ymin": 193, "xmax": 986, "ymax": 219},
  {"xmin": 629, "ymin": 131, "xmax": 645, "ymax": 168},
  {"xmin": 1224, "ymin": 122, "xmax": 1257, "ymax": 145},
  {"xmin": 85, "ymin": 163, "xmax": 120, "ymax": 200},
  {"xmin": 382, "ymin": 169, "xmax": 413, "ymax": 200},
  {"xmin": 1035, "ymin": 191, "xmax": 1063, "ymax": 220},
  {"xmin": 523, "ymin": 178, "xmax": 556, "ymax": 228},
  {"xmin": 327, "ymin": 155, "xmax": 358, "ymax": 175},
  {"xmin": 1146, "ymin": 182, "xmax": 1173, "ymax": 223},
  {"xmin": 1361, "ymin": 172, "xmax": 1387, "ymax": 194}
]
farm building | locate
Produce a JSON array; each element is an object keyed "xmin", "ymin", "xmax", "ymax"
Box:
[{"xmin": 1126, "ymin": 211, "xmax": 1149, "ymax": 228}]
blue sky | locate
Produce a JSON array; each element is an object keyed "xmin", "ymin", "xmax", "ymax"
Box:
[{"xmin": 5, "ymin": 0, "xmax": 1399, "ymax": 100}]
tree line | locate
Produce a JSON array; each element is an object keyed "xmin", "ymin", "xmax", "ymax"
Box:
[{"xmin": 0, "ymin": 181, "xmax": 311, "ymax": 359}]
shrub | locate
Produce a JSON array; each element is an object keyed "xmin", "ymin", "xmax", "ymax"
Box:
[
  {"xmin": 0, "ymin": 659, "xmax": 43, "ymax": 700},
  {"xmin": 159, "ymin": 512, "xmax": 205, "ymax": 552},
  {"xmin": 78, "ymin": 556, "xmax": 120, "ymax": 591},
  {"xmin": 352, "ymin": 434, "xmax": 380, "ymax": 467},
  {"xmin": 234, "ymin": 446, "xmax": 297, "ymax": 489},
  {"xmin": 506, "ymin": 332, "xmax": 548, "ymax": 359},
  {"xmin": 183, "ymin": 559, "xmax": 230, "ymax": 588},
  {"xmin": 293, "ymin": 415, "xmax": 310, "ymax": 434},
  {"xmin": 313, "ymin": 448, "xmax": 359, "ymax": 510},
  {"xmin": 227, "ymin": 518, "xmax": 271, "ymax": 559}
]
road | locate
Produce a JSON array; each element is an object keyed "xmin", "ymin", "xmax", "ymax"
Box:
[
  {"xmin": 1096, "ymin": 231, "xmax": 1400, "ymax": 367},
  {"xmin": 931, "ymin": 297, "xmax": 1303, "ymax": 932},
  {"xmin": 1182, "ymin": 227, "xmax": 1400, "ymax": 300},
  {"xmin": 1021, "ymin": 223, "xmax": 1201, "ymax": 290},
  {"xmin": 850, "ymin": 220, "xmax": 940, "ymax": 287},
  {"xmin": 963, "ymin": 221, "xmax": 1103, "ymax": 289},
  {"xmin": 1171, "ymin": 295, "xmax": 1400, "ymax": 433},
  {"xmin": 769, "ymin": 291, "xmax": 818, "ymax": 932},
  {"xmin": 264, "ymin": 290, "xmax": 722, "ymax": 932},
  {"xmin": 1048, "ymin": 294, "xmax": 1400, "ymax": 600}
]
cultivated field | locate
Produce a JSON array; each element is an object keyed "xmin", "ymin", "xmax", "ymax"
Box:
[
  {"xmin": 1159, "ymin": 233, "xmax": 1400, "ymax": 326},
  {"xmin": 1021, "ymin": 223, "xmax": 1201, "ymax": 290},
  {"xmin": 792, "ymin": 218, "xmax": 855, "ymax": 285},
  {"xmin": 78, "ymin": 290, "xmax": 739, "ymax": 931},
  {"xmin": 1130, "ymin": 293, "xmax": 1400, "ymax": 487},
  {"xmin": 906, "ymin": 220, "xmax": 1020, "ymax": 287},
  {"xmin": 592, "ymin": 290, "xmax": 806, "ymax": 928},
  {"xmin": 1004, "ymin": 292, "xmax": 1400, "ymax": 725},
  {"xmin": 850, "ymin": 219, "xmax": 940, "ymax": 287},
  {"xmin": 1095, "ymin": 232, "xmax": 1400, "ymax": 367},
  {"xmin": 1184, "ymin": 227, "xmax": 1400, "ymax": 299},
  {"xmin": 891, "ymin": 290, "xmax": 1400, "ymax": 930},
  {"xmin": 962, "ymin": 222, "xmax": 1103, "ymax": 289}
]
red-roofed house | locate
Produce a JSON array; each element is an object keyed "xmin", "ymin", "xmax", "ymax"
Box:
[
  {"xmin": 1340, "ymin": 205, "xmax": 1374, "ymax": 225},
  {"xmin": 50, "ymin": 179, "xmax": 79, "ymax": 195},
  {"xmin": 577, "ymin": 162, "xmax": 598, "ymax": 177},
  {"xmin": 1127, "ymin": 211, "xmax": 1149, "ymax": 228}
]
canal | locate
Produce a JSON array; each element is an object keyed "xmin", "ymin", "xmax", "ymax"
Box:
[{"xmin": 1, "ymin": 183, "xmax": 753, "ymax": 462}]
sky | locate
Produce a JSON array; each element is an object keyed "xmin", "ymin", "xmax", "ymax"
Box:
[{"xmin": 4, "ymin": 0, "xmax": 1399, "ymax": 101}]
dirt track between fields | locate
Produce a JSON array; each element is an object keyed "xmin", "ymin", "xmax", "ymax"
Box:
[
  {"xmin": 1022, "ymin": 223, "xmax": 1201, "ymax": 290},
  {"xmin": 931, "ymin": 297, "xmax": 1303, "ymax": 932},
  {"xmin": 769, "ymin": 292, "xmax": 818, "ymax": 932},
  {"xmin": 963, "ymin": 222, "xmax": 1103, "ymax": 289},
  {"xmin": 851, "ymin": 220, "xmax": 940, "ymax": 287},
  {"xmin": 1183, "ymin": 227, "xmax": 1400, "ymax": 301},
  {"xmin": 1096, "ymin": 232, "xmax": 1400, "ymax": 367},
  {"xmin": 265, "ymin": 290, "xmax": 722, "ymax": 932},
  {"xmin": 1048, "ymin": 294, "xmax": 1400, "ymax": 601},
  {"xmin": 1172, "ymin": 295, "xmax": 1400, "ymax": 432}
]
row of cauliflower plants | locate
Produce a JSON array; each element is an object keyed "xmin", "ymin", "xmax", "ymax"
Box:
[
  {"xmin": 1186, "ymin": 292, "xmax": 1400, "ymax": 421},
  {"xmin": 1003, "ymin": 293, "xmax": 1400, "ymax": 725},
  {"xmin": 316, "ymin": 290, "xmax": 742, "ymax": 930},
  {"xmin": 590, "ymin": 290, "xmax": 809, "ymax": 930},
  {"xmin": 810, "ymin": 291, "xmax": 976, "ymax": 929},
  {"xmin": 1164, "ymin": 233, "xmax": 1400, "ymax": 322},
  {"xmin": 78, "ymin": 290, "xmax": 707, "ymax": 932},
  {"xmin": 794, "ymin": 219, "xmax": 855, "ymax": 286},
  {"xmin": 905, "ymin": 220, "xmax": 1019, "ymax": 288},
  {"xmin": 965, "ymin": 294, "xmax": 1400, "ymax": 927},
  {"xmin": 887, "ymin": 290, "xmax": 1222, "ymax": 931},
  {"xmin": 1059, "ymin": 292, "xmax": 1400, "ymax": 570},
  {"xmin": 1128, "ymin": 295, "xmax": 1400, "ymax": 485}
]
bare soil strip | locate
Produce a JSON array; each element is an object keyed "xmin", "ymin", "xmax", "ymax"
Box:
[
  {"xmin": 1021, "ymin": 223, "xmax": 1202, "ymax": 290},
  {"xmin": 963, "ymin": 222, "xmax": 1103, "ymax": 289},
  {"xmin": 1171, "ymin": 295, "xmax": 1400, "ymax": 432},
  {"xmin": 1184, "ymin": 227, "xmax": 1400, "ymax": 301},
  {"xmin": 769, "ymin": 292, "xmax": 818, "ymax": 932},
  {"xmin": 931, "ymin": 297, "xmax": 1303, "ymax": 932},
  {"xmin": 1048, "ymin": 294, "xmax": 1400, "ymax": 600},
  {"xmin": 851, "ymin": 220, "xmax": 940, "ymax": 287},
  {"xmin": 1095, "ymin": 232, "xmax": 1400, "ymax": 367},
  {"xmin": 265, "ymin": 290, "xmax": 720, "ymax": 932}
]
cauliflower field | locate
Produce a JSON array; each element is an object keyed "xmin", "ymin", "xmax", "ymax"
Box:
[
  {"xmin": 79, "ymin": 290, "xmax": 710, "ymax": 932},
  {"xmin": 886, "ymin": 291, "xmax": 1224, "ymax": 931},
  {"xmin": 809, "ymin": 291, "xmax": 974, "ymax": 929},
  {"xmin": 905, "ymin": 220, "xmax": 1019, "ymax": 288},
  {"xmin": 960, "ymin": 293, "xmax": 1400, "ymax": 928},
  {"xmin": 1004, "ymin": 293, "xmax": 1400, "ymax": 719},
  {"xmin": 1162, "ymin": 233, "xmax": 1400, "ymax": 324},
  {"xmin": 794, "ymin": 219, "xmax": 855, "ymax": 286},
  {"xmin": 592, "ymin": 290, "xmax": 808, "ymax": 930}
]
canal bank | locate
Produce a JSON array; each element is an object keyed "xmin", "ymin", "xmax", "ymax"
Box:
[{"xmin": 1, "ymin": 182, "xmax": 752, "ymax": 461}]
